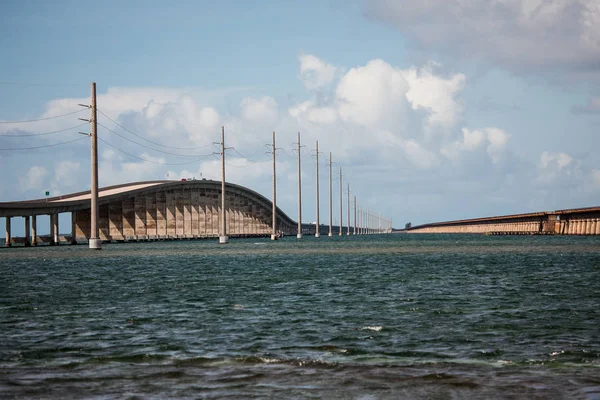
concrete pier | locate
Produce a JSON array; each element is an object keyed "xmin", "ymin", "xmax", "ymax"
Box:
[
  {"xmin": 24, "ymin": 216, "xmax": 30, "ymax": 247},
  {"xmin": 31, "ymin": 215, "xmax": 37, "ymax": 246},
  {"xmin": 5, "ymin": 217, "xmax": 11, "ymax": 247}
]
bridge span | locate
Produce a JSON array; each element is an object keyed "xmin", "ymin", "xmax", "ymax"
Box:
[
  {"xmin": 1, "ymin": 179, "xmax": 382, "ymax": 247},
  {"xmin": 407, "ymin": 206, "xmax": 600, "ymax": 235}
]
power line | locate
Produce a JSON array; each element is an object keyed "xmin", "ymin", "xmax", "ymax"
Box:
[
  {"xmin": 0, "ymin": 136, "xmax": 87, "ymax": 150},
  {"xmin": 0, "ymin": 122, "xmax": 88, "ymax": 137},
  {"xmin": 232, "ymin": 148, "xmax": 269, "ymax": 163},
  {"xmin": 98, "ymin": 136, "xmax": 213, "ymax": 165},
  {"xmin": 98, "ymin": 122, "xmax": 213, "ymax": 158},
  {"xmin": 97, "ymin": 109, "xmax": 213, "ymax": 150},
  {"xmin": 0, "ymin": 109, "xmax": 86, "ymax": 124}
]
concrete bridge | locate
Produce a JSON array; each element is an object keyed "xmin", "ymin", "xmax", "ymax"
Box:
[
  {"xmin": 407, "ymin": 206, "xmax": 600, "ymax": 235},
  {"xmin": 0, "ymin": 179, "xmax": 374, "ymax": 247}
]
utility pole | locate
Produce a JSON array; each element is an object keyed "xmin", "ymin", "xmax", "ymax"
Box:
[
  {"xmin": 296, "ymin": 132, "xmax": 302, "ymax": 239},
  {"xmin": 315, "ymin": 141, "xmax": 320, "ymax": 238},
  {"xmin": 271, "ymin": 131, "xmax": 277, "ymax": 241},
  {"xmin": 219, "ymin": 126, "xmax": 230, "ymax": 244},
  {"xmin": 339, "ymin": 167, "xmax": 343, "ymax": 236},
  {"xmin": 80, "ymin": 82, "xmax": 102, "ymax": 250},
  {"xmin": 328, "ymin": 152, "xmax": 333, "ymax": 237},
  {"xmin": 347, "ymin": 183, "xmax": 351, "ymax": 235},
  {"xmin": 353, "ymin": 196, "xmax": 357, "ymax": 235}
]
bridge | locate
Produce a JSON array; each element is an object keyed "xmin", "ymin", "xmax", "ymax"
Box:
[
  {"xmin": 0, "ymin": 179, "xmax": 382, "ymax": 247},
  {"xmin": 406, "ymin": 206, "xmax": 600, "ymax": 235}
]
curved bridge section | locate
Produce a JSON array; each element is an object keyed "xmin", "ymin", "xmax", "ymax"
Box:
[
  {"xmin": 407, "ymin": 207, "xmax": 600, "ymax": 235},
  {"xmin": 1, "ymin": 180, "xmax": 298, "ymax": 245}
]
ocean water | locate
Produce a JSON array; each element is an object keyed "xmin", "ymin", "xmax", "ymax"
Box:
[{"xmin": 1, "ymin": 234, "xmax": 599, "ymax": 399}]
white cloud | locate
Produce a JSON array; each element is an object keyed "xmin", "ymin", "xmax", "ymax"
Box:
[
  {"xmin": 20, "ymin": 166, "xmax": 49, "ymax": 191},
  {"xmin": 336, "ymin": 59, "xmax": 410, "ymax": 128},
  {"xmin": 240, "ymin": 96, "xmax": 278, "ymax": 125},
  {"xmin": 3, "ymin": 54, "xmax": 598, "ymax": 228},
  {"xmin": 441, "ymin": 127, "xmax": 510, "ymax": 165},
  {"xmin": 486, "ymin": 128, "xmax": 510, "ymax": 164},
  {"xmin": 365, "ymin": 0, "xmax": 600, "ymax": 79},
  {"xmin": 403, "ymin": 63, "xmax": 466, "ymax": 135},
  {"xmin": 298, "ymin": 53, "xmax": 338, "ymax": 90},
  {"xmin": 54, "ymin": 161, "xmax": 81, "ymax": 188},
  {"xmin": 540, "ymin": 151, "xmax": 573, "ymax": 170}
]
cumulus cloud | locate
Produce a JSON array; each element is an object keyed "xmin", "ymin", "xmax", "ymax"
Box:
[
  {"xmin": 440, "ymin": 127, "xmax": 510, "ymax": 165},
  {"xmin": 365, "ymin": 0, "xmax": 600, "ymax": 79},
  {"xmin": 298, "ymin": 53, "xmax": 339, "ymax": 90},
  {"xmin": 403, "ymin": 62, "xmax": 466, "ymax": 136},
  {"xmin": 486, "ymin": 128, "xmax": 510, "ymax": 164},
  {"xmin": 3, "ymin": 53, "xmax": 598, "ymax": 226},
  {"xmin": 240, "ymin": 96, "xmax": 278, "ymax": 125},
  {"xmin": 20, "ymin": 166, "xmax": 49, "ymax": 191}
]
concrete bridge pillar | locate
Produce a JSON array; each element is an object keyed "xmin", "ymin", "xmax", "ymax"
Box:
[
  {"xmin": 576, "ymin": 219, "xmax": 583, "ymax": 235},
  {"xmin": 71, "ymin": 212, "xmax": 77, "ymax": 244},
  {"xmin": 31, "ymin": 215, "xmax": 37, "ymax": 246},
  {"xmin": 591, "ymin": 218, "xmax": 597, "ymax": 235},
  {"xmin": 24, "ymin": 216, "xmax": 31, "ymax": 247},
  {"xmin": 5, "ymin": 217, "xmax": 11, "ymax": 247},
  {"xmin": 587, "ymin": 219, "xmax": 594, "ymax": 235},
  {"xmin": 595, "ymin": 218, "xmax": 600, "ymax": 235},
  {"xmin": 51, "ymin": 213, "xmax": 59, "ymax": 245},
  {"xmin": 567, "ymin": 220, "xmax": 573, "ymax": 235}
]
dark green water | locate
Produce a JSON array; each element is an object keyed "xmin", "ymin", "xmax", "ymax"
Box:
[{"xmin": 1, "ymin": 234, "xmax": 599, "ymax": 399}]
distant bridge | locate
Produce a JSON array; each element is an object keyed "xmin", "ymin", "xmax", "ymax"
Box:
[
  {"xmin": 407, "ymin": 206, "xmax": 600, "ymax": 235},
  {"xmin": 1, "ymin": 180, "xmax": 381, "ymax": 247}
]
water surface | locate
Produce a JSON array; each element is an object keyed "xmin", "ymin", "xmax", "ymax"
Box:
[{"xmin": 1, "ymin": 234, "xmax": 599, "ymax": 398}]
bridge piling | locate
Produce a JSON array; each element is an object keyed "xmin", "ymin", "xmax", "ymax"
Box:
[
  {"xmin": 31, "ymin": 215, "xmax": 37, "ymax": 246},
  {"xmin": 5, "ymin": 217, "xmax": 11, "ymax": 247}
]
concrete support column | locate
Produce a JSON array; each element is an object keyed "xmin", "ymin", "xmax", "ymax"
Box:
[
  {"xmin": 52, "ymin": 213, "xmax": 59, "ymax": 245},
  {"xmin": 595, "ymin": 218, "xmax": 600, "ymax": 235},
  {"xmin": 567, "ymin": 220, "xmax": 573, "ymax": 235},
  {"xmin": 24, "ymin": 216, "xmax": 31, "ymax": 247},
  {"xmin": 5, "ymin": 217, "xmax": 11, "ymax": 247},
  {"xmin": 590, "ymin": 218, "xmax": 597, "ymax": 235},
  {"xmin": 71, "ymin": 212, "xmax": 78, "ymax": 244},
  {"xmin": 586, "ymin": 219, "xmax": 593, "ymax": 235},
  {"xmin": 576, "ymin": 220, "xmax": 582, "ymax": 235},
  {"xmin": 31, "ymin": 215, "xmax": 37, "ymax": 246}
]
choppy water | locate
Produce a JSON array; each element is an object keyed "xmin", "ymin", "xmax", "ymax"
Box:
[{"xmin": 1, "ymin": 234, "xmax": 599, "ymax": 399}]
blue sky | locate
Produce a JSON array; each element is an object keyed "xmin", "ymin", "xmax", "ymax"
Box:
[{"xmin": 1, "ymin": 0, "xmax": 599, "ymax": 235}]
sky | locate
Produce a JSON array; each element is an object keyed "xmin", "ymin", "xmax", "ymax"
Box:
[{"xmin": 1, "ymin": 0, "xmax": 599, "ymax": 235}]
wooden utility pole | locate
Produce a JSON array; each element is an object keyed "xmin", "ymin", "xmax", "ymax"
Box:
[
  {"xmin": 328, "ymin": 152, "xmax": 333, "ymax": 237},
  {"xmin": 339, "ymin": 167, "xmax": 343, "ymax": 236},
  {"xmin": 89, "ymin": 82, "xmax": 101, "ymax": 250},
  {"xmin": 219, "ymin": 126, "xmax": 228, "ymax": 244},
  {"xmin": 315, "ymin": 141, "xmax": 320, "ymax": 238},
  {"xmin": 297, "ymin": 132, "xmax": 302, "ymax": 239},
  {"xmin": 271, "ymin": 131, "xmax": 277, "ymax": 241}
]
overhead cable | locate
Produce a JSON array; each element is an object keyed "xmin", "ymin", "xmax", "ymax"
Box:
[
  {"xmin": 0, "ymin": 122, "xmax": 88, "ymax": 137},
  {"xmin": 97, "ymin": 109, "xmax": 213, "ymax": 150},
  {"xmin": 98, "ymin": 137, "xmax": 213, "ymax": 165},
  {"xmin": 98, "ymin": 122, "xmax": 213, "ymax": 157},
  {"xmin": 0, "ymin": 109, "xmax": 86, "ymax": 124},
  {"xmin": 0, "ymin": 136, "xmax": 87, "ymax": 150}
]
